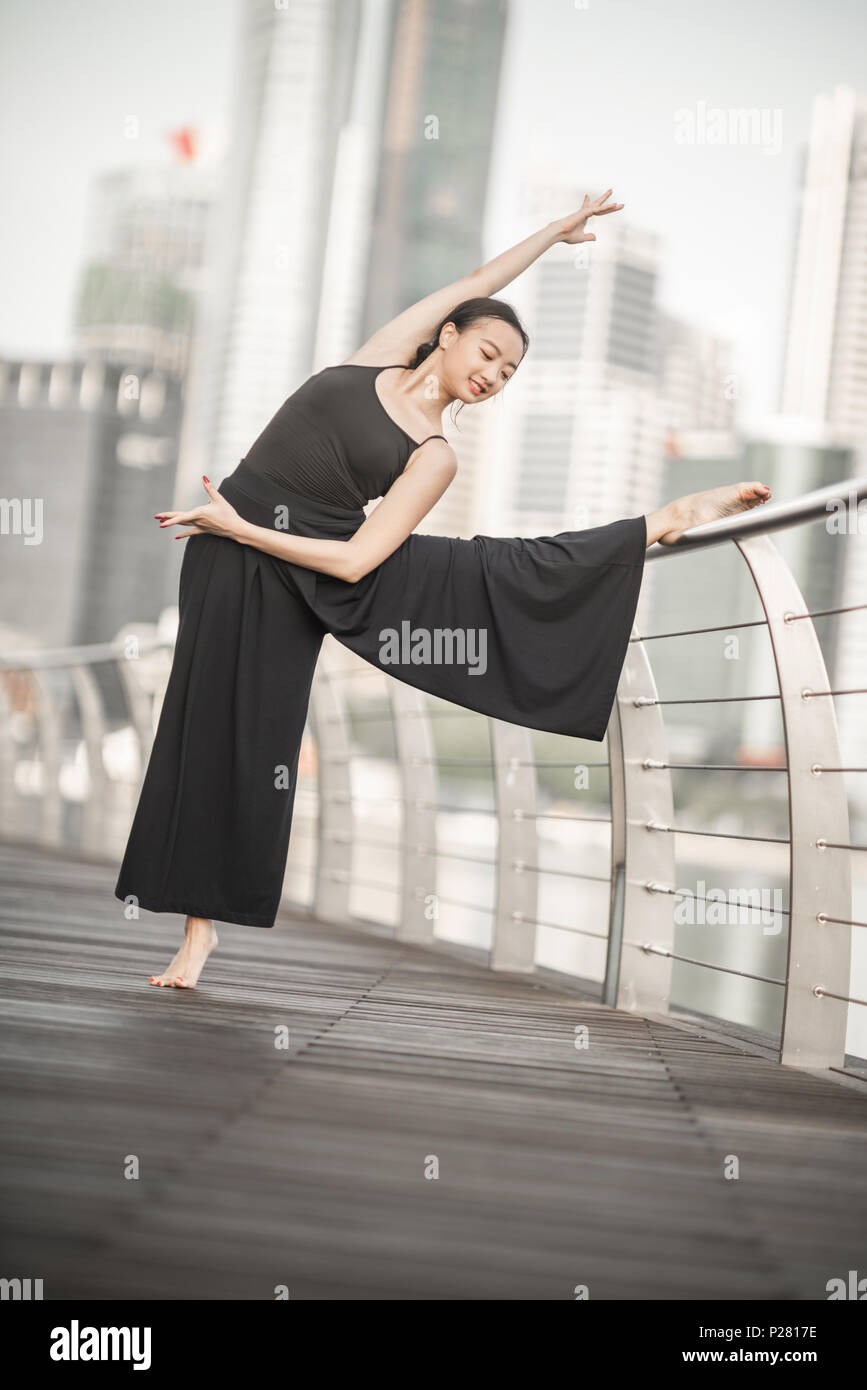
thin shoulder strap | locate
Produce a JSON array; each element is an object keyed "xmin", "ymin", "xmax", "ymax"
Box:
[{"xmin": 418, "ymin": 434, "xmax": 448, "ymax": 445}]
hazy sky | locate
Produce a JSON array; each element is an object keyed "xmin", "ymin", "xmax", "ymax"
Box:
[{"xmin": 2, "ymin": 0, "xmax": 866, "ymax": 430}]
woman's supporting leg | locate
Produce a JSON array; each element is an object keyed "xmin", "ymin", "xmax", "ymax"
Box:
[
  {"xmin": 115, "ymin": 531, "xmax": 326, "ymax": 984},
  {"xmin": 645, "ymin": 480, "xmax": 772, "ymax": 546},
  {"xmin": 149, "ymin": 917, "xmax": 217, "ymax": 989}
]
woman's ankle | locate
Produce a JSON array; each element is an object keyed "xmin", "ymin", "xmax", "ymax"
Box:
[
  {"xmin": 644, "ymin": 499, "xmax": 682, "ymax": 546},
  {"xmin": 184, "ymin": 915, "xmax": 212, "ymax": 932}
]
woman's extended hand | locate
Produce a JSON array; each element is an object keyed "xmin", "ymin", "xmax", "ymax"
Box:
[
  {"xmin": 155, "ymin": 477, "xmax": 245, "ymax": 541},
  {"xmin": 555, "ymin": 190, "xmax": 624, "ymax": 244}
]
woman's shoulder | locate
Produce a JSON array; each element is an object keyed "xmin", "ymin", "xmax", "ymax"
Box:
[{"xmin": 335, "ymin": 332, "xmax": 415, "ymax": 370}]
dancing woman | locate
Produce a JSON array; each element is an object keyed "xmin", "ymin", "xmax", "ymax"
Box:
[{"xmin": 115, "ymin": 190, "xmax": 771, "ymax": 988}]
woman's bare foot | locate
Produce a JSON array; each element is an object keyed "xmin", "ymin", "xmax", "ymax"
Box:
[
  {"xmin": 148, "ymin": 916, "xmax": 218, "ymax": 989},
  {"xmin": 651, "ymin": 481, "xmax": 772, "ymax": 546}
]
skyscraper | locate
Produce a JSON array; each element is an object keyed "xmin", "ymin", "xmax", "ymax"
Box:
[
  {"xmin": 0, "ymin": 357, "xmax": 182, "ymax": 647},
  {"xmin": 361, "ymin": 0, "xmax": 509, "ymax": 338},
  {"xmin": 178, "ymin": 0, "xmax": 511, "ymax": 532},
  {"xmin": 176, "ymin": 0, "xmax": 365, "ymax": 505},
  {"xmin": 778, "ymin": 82, "xmax": 867, "ymax": 814},
  {"xmin": 73, "ymin": 160, "xmax": 214, "ymax": 377},
  {"xmin": 488, "ymin": 184, "xmax": 668, "ymax": 536},
  {"xmin": 779, "ymin": 83, "xmax": 867, "ymax": 444}
]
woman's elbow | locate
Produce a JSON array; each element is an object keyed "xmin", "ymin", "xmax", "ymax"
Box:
[
  {"xmin": 339, "ymin": 543, "xmax": 368, "ymax": 585},
  {"xmin": 343, "ymin": 541, "xmax": 387, "ymax": 584},
  {"xmin": 345, "ymin": 556, "xmax": 372, "ymax": 584}
]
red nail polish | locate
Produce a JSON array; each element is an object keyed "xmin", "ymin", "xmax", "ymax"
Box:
[{"xmin": 203, "ymin": 475, "xmax": 210, "ymax": 483}]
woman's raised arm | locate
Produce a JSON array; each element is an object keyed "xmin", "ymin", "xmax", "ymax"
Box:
[{"xmin": 346, "ymin": 190, "xmax": 624, "ymax": 366}]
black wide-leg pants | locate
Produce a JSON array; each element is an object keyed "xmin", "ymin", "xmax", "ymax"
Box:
[{"xmin": 115, "ymin": 461, "xmax": 646, "ymax": 928}]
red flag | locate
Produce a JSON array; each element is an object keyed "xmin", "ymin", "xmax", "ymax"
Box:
[{"xmin": 168, "ymin": 127, "xmax": 197, "ymax": 162}]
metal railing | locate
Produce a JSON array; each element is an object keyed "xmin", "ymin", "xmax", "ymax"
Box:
[
  {"xmin": 2, "ymin": 476, "xmax": 866, "ymax": 1079},
  {"xmin": 617, "ymin": 480, "xmax": 867, "ymax": 1073}
]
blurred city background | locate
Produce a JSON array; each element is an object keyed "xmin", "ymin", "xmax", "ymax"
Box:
[{"xmin": 1, "ymin": 0, "xmax": 866, "ymax": 1059}]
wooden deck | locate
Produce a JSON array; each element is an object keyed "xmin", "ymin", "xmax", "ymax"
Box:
[{"xmin": 1, "ymin": 840, "xmax": 866, "ymax": 1301}]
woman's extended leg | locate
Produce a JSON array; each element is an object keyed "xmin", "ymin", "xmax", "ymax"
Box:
[
  {"xmin": 308, "ymin": 478, "xmax": 772, "ymax": 743},
  {"xmin": 645, "ymin": 480, "xmax": 771, "ymax": 546}
]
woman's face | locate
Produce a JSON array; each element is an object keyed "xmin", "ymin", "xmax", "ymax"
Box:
[{"xmin": 440, "ymin": 319, "xmax": 525, "ymax": 402}]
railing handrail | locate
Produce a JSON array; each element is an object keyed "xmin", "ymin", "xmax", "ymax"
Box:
[
  {"xmin": 646, "ymin": 473, "xmax": 867, "ymax": 561},
  {"xmin": 0, "ymin": 636, "xmax": 172, "ymax": 669}
]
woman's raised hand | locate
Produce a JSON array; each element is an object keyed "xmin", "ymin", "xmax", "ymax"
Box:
[
  {"xmin": 155, "ymin": 477, "xmax": 243, "ymax": 540},
  {"xmin": 555, "ymin": 190, "xmax": 624, "ymax": 244}
]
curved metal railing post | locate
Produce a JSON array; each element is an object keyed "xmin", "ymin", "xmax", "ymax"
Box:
[
  {"xmin": 603, "ymin": 698, "xmax": 626, "ymax": 1007},
  {"xmin": 70, "ymin": 664, "xmax": 110, "ymax": 857},
  {"xmin": 309, "ymin": 640, "xmax": 353, "ymax": 923},
  {"xmin": 115, "ymin": 649, "xmax": 159, "ymax": 769},
  {"xmin": 389, "ymin": 682, "xmax": 438, "ymax": 944},
  {"xmin": 0, "ymin": 676, "xmax": 20, "ymax": 839},
  {"xmin": 490, "ymin": 718, "xmax": 538, "ymax": 972},
  {"xmin": 735, "ymin": 534, "xmax": 852, "ymax": 1071},
  {"xmin": 611, "ymin": 627, "xmax": 676, "ymax": 1013},
  {"xmin": 31, "ymin": 670, "xmax": 64, "ymax": 849}
]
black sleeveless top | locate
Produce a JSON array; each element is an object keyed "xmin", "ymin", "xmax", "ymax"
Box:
[{"xmin": 241, "ymin": 364, "xmax": 448, "ymax": 508}]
